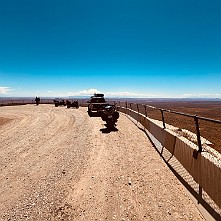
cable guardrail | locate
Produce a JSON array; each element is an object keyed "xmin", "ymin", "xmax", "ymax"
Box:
[{"xmin": 117, "ymin": 101, "xmax": 221, "ymax": 156}]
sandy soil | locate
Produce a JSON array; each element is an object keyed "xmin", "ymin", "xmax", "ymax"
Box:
[{"xmin": 0, "ymin": 104, "xmax": 204, "ymax": 221}]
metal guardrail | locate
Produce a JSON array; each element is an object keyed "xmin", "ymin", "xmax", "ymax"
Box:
[
  {"xmin": 117, "ymin": 101, "xmax": 221, "ymax": 155},
  {"xmin": 116, "ymin": 101, "xmax": 221, "ymax": 219}
]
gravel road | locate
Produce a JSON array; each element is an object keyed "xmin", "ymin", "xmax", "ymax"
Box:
[{"xmin": 0, "ymin": 104, "xmax": 204, "ymax": 220}]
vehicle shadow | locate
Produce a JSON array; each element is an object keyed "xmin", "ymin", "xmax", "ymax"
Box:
[
  {"xmin": 100, "ymin": 126, "xmax": 118, "ymax": 133},
  {"xmin": 88, "ymin": 112, "xmax": 102, "ymax": 117}
]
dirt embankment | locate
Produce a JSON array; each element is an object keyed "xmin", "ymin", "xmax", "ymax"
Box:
[{"xmin": 0, "ymin": 105, "xmax": 204, "ymax": 220}]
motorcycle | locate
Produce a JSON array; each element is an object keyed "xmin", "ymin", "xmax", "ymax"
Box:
[{"xmin": 100, "ymin": 105, "xmax": 119, "ymax": 130}]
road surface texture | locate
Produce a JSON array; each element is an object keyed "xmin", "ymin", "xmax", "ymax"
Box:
[{"xmin": 0, "ymin": 104, "xmax": 204, "ymax": 221}]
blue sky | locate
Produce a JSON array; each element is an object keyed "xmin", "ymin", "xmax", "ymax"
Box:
[{"xmin": 0, "ymin": 0, "xmax": 221, "ymax": 98}]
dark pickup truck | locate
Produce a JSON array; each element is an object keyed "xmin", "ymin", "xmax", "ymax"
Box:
[{"xmin": 87, "ymin": 94, "xmax": 107, "ymax": 116}]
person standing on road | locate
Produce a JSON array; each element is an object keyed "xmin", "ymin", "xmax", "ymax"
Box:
[{"xmin": 35, "ymin": 96, "xmax": 40, "ymax": 105}]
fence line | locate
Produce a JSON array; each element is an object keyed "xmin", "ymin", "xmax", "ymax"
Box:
[
  {"xmin": 117, "ymin": 101, "xmax": 221, "ymax": 156},
  {"xmin": 117, "ymin": 104, "xmax": 221, "ymax": 219}
]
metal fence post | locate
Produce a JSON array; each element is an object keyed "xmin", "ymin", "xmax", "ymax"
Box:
[
  {"xmin": 160, "ymin": 109, "xmax": 166, "ymax": 129},
  {"xmin": 194, "ymin": 115, "xmax": 202, "ymax": 153},
  {"xmin": 144, "ymin": 105, "xmax": 147, "ymax": 117},
  {"xmin": 137, "ymin": 104, "xmax": 139, "ymax": 113},
  {"xmin": 130, "ymin": 103, "xmax": 132, "ymax": 109}
]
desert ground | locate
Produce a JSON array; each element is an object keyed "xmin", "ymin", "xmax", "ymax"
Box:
[{"xmin": 0, "ymin": 104, "xmax": 204, "ymax": 220}]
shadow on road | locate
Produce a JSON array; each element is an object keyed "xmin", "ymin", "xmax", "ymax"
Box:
[
  {"xmin": 132, "ymin": 120, "xmax": 221, "ymax": 221},
  {"xmin": 100, "ymin": 126, "xmax": 118, "ymax": 133},
  {"xmin": 88, "ymin": 112, "xmax": 102, "ymax": 117}
]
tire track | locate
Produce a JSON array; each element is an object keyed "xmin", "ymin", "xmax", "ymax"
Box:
[{"xmin": 0, "ymin": 105, "xmax": 204, "ymax": 221}]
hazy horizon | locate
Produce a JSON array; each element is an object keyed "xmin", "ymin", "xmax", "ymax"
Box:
[{"xmin": 0, "ymin": 96, "xmax": 221, "ymax": 102}]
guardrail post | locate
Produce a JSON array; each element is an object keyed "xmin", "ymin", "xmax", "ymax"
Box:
[
  {"xmin": 160, "ymin": 109, "xmax": 166, "ymax": 129},
  {"xmin": 129, "ymin": 103, "xmax": 132, "ymax": 109},
  {"xmin": 144, "ymin": 105, "xmax": 147, "ymax": 117},
  {"xmin": 194, "ymin": 115, "xmax": 202, "ymax": 153}
]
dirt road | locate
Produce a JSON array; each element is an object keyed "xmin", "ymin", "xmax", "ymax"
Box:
[{"xmin": 0, "ymin": 104, "xmax": 204, "ymax": 220}]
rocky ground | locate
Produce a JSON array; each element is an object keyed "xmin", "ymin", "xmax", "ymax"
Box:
[{"xmin": 0, "ymin": 104, "xmax": 204, "ymax": 220}]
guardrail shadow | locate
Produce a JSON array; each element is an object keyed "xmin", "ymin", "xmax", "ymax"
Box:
[{"xmin": 126, "ymin": 114, "xmax": 221, "ymax": 221}]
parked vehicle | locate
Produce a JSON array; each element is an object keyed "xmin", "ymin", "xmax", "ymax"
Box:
[
  {"xmin": 87, "ymin": 93, "xmax": 107, "ymax": 116},
  {"xmin": 100, "ymin": 104, "xmax": 119, "ymax": 130},
  {"xmin": 66, "ymin": 100, "xmax": 79, "ymax": 109},
  {"xmin": 53, "ymin": 99, "xmax": 66, "ymax": 107}
]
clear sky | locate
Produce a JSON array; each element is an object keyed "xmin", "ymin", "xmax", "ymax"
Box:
[{"xmin": 0, "ymin": 0, "xmax": 221, "ymax": 98}]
